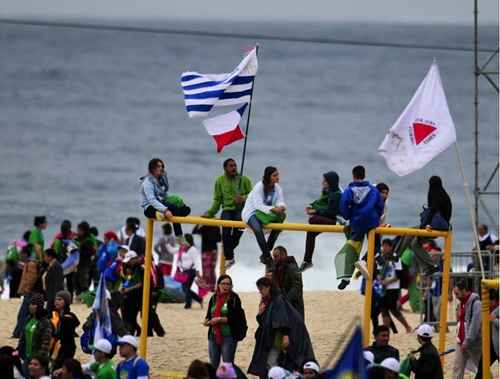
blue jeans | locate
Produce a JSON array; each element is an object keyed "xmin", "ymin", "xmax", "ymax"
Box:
[
  {"xmin": 247, "ymin": 215, "xmax": 281, "ymax": 258},
  {"xmin": 208, "ymin": 335, "xmax": 237, "ymax": 367}
]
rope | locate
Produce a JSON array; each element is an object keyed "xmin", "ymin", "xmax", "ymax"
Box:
[
  {"xmin": 454, "ymin": 142, "xmax": 486, "ymax": 279},
  {"xmin": 0, "ymin": 18, "xmax": 497, "ymax": 53}
]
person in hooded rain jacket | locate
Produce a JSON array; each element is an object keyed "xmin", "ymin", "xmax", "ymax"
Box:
[
  {"xmin": 336, "ymin": 165, "xmax": 383, "ymax": 290},
  {"xmin": 300, "ymin": 171, "xmax": 341, "ymax": 272},
  {"xmin": 272, "ymin": 246, "xmax": 304, "ymax": 318},
  {"xmin": 248, "ymin": 277, "xmax": 315, "ymax": 379}
]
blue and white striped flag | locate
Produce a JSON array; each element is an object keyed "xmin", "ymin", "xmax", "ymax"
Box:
[{"xmin": 181, "ymin": 47, "xmax": 258, "ymax": 118}]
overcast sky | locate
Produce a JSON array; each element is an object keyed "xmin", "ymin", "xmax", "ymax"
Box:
[{"xmin": 1, "ymin": 0, "xmax": 499, "ymax": 24}]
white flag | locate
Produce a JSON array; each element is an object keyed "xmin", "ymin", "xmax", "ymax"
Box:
[{"xmin": 378, "ymin": 62, "xmax": 457, "ymax": 176}]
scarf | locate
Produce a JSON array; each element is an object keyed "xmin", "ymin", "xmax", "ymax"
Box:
[
  {"xmin": 213, "ymin": 291, "xmax": 230, "ymax": 346},
  {"xmin": 457, "ymin": 292, "xmax": 471, "ymax": 345}
]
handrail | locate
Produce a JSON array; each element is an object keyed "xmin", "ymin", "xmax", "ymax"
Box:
[{"xmin": 139, "ymin": 215, "xmax": 453, "ymax": 362}]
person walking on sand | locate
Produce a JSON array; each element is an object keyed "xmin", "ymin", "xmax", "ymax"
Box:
[
  {"xmin": 242, "ymin": 167, "xmax": 286, "ymax": 267},
  {"xmin": 140, "ymin": 158, "xmax": 191, "ymax": 236},
  {"xmin": 175, "ymin": 234, "xmax": 203, "ymax": 309},
  {"xmin": 204, "ymin": 275, "xmax": 247, "ymax": 368},
  {"xmin": 336, "ymin": 165, "xmax": 383, "ymax": 290},
  {"xmin": 300, "ymin": 171, "xmax": 342, "ymax": 272},
  {"xmin": 248, "ymin": 277, "xmax": 314, "ymax": 379},
  {"xmin": 203, "ymin": 158, "xmax": 252, "ymax": 269},
  {"xmin": 377, "ymin": 239, "xmax": 412, "ymax": 333}
]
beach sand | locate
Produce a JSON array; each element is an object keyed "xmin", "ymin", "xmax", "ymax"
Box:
[{"xmin": 0, "ymin": 292, "xmax": 497, "ymax": 378}]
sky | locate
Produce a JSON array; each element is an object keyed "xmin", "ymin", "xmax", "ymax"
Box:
[{"xmin": 1, "ymin": 0, "xmax": 499, "ymax": 25}]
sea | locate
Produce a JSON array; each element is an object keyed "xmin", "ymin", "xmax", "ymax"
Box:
[{"xmin": 0, "ymin": 19, "xmax": 498, "ymax": 291}]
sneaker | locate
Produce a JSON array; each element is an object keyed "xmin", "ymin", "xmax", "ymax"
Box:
[
  {"xmin": 354, "ymin": 261, "xmax": 370, "ymax": 280},
  {"xmin": 299, "ymin": 261, "xmax": 313, "ymax": 272},
  {"xmin": 337, "ymin": 279, "xmax": 350, "ymax": 290},
  {"xmin": 225, "ymin": 259, "xmax": 236, "ymax": 270}
]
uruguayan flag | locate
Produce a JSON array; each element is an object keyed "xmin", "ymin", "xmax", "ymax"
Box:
[{"xmin": 181, "ymin": 47, "xmax": 258, "ymax": 118}]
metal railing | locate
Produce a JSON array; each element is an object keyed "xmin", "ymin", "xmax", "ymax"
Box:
[{"xmin": 138, "ymin": 216, "xmax": 453, "ymax": 364}]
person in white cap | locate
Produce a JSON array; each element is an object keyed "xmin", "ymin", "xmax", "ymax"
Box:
[
  {"xmin": 302, "ymin": 361, "xmax": 320, "ymax": 379},
  {"xmin": 84, "ymin": 339, "xmax": 116, "ymax": 379},
  {"xmin": 116, "ymin": 335, "xmax": 150, "ymax": 379},
  {"xmin": 379, "ymin": 357, "xmax": 399, "ymax": 379},
  {"xmin": 409, "ymin": 324, "xmax": 443, "ymax": 379}
]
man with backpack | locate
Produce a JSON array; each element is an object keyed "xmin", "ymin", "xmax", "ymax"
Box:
[
  {"xmin": 116, "ymin": 335, "xmax": 150, "ymax": 379},
  {"xmin": 452, "ymin": 279, "xmax": 482, "ymax": 379}
]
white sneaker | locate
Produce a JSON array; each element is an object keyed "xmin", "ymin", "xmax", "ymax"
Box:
[
  {"xmin": 354, "ymin": 260, "xmax": 370, "ymax": 280},
  {"xmin": 225, "ymin": 259, "xmax": 236, "ymax": 270}
]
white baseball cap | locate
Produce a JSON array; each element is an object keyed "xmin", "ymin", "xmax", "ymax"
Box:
[
  {"xmin": 94, "ymin": 339, "xmax": 112, "ymax": 354},
  {"xmin": 122, "ymin": 250, "xmax": 138, "ymax": 263},
  {"xmin": 380, "ymin": 358, "xmax": 400, "ymax": 373},
  {"xmin": 303, "ymin": 361, "xmax": 320, "ymax": 373},
  {"xmin": 416, "ymin": 323, "xmax": 434, "ymax": 338},
  {"xmin": 117, "ymin": 335, "xmax": 138, "ymax": 349},
  {"xmin": 268, "ymin": 366, "xmax": 290, "ymax": 379}
]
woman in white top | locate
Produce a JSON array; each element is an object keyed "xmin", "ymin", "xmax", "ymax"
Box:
[
  {"xmin": 242, "ymin": 166, "xmax": 286, "ymax": 265},
  {"xmin": 176, "ymin": 234, "xmax": 203, "ymax": 309}
]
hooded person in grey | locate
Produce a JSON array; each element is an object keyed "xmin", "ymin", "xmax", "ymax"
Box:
[{"xmin": 300, "ymin": 171, "xmax": 341, "ymax": 272}]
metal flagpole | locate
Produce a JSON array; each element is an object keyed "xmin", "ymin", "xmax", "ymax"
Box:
[{"xmin": 239, "ymin": 44, "xmax": 259, "ymax": 177}]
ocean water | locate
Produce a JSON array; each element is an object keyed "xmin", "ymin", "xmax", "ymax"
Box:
[{"xmin": 0, "ymin": 20, "xmax": 498, "ymax": 291}]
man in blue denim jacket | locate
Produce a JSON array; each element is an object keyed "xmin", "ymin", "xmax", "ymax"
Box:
[{"xmin": 140, "ymin": 158, "xmax": 190, "ymax": 236}]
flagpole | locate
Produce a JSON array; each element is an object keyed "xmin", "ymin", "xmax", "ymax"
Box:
[
  {"xmin": 239, "ymin": 44, "xmax": 259, "ymax": 178},
  {"xmin": 454, "ymin": 142, "xmax": 485, "ymax": 278}
]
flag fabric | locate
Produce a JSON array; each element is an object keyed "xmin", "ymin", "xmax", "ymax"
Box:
[
  {"xmin": 181, "ymin": 48, "xmax": 258, "ymax": 118},
  {"xmin": 378, "ymin": 62, "xmax": 457, "ymax": 176},
  {"xmin": 202, "ymin": 104, "xmax": 247, "ymax": 153},
  {"xmin": 323, "ymin": 327, "xmax": 367, "ymax": 379},
  {"xmin": 92, "ymin": 275, "xmax": 113, "ymax": 344}
]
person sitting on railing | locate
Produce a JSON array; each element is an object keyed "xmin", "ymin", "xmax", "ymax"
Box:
[
  {"xmin": 299, "ymin": 171, "xmax": 341, "ymax": 272},
  {"xmin": 203, "ymin": 158, "xmax": 252, "ymax": 270},
  {"xmin": 140, "ymin": 158, "xmax": 191, "ymax": 236},
  {"xmin": 393, "ymin": 176, "xmax": 452, "ymax": 277},
  {"xmin": 242, "ymin": 166, "xmax": 286, "ymax": 267},
  {"xmin": 336, "ymin": 165, "xmax": 384, "ymax": 290}
]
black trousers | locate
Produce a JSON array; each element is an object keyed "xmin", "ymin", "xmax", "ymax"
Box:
[
  {"xmin": 182, "ymin": 269, "xmax": 202, "ymax": 308},
  {"xmin": 144, "ymin": 204, "xmax": 191, "ymax": 236},
  {"xmin": 122, "ymin": 289, "xmax": 142, "ymax": 336},
  {"xmin": 221, "ymin": 210, "xmax": 244, "ymax": 260}
]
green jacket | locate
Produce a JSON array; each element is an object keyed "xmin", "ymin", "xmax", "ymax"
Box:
[{"xmin": 207, "ymin": 174, "xmax": 252, "ymax": 217}]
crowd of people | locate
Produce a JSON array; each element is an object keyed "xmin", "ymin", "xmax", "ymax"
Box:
[{"xmin": 0, "ymin": 157, "xmax": 498, "ymax": 379}]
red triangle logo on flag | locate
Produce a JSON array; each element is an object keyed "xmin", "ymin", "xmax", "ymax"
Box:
[{"xmin": 412, "ymin": 122, "xmax": 437, "ymax": 145}]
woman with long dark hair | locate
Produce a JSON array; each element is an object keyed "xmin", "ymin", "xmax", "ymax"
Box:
[
  {"xmin": 248, "ymin": 277, "xmax": 314, "ymax": 379},
  {"xmin": 50, "ymin": 291, "xmax": 80, "ymax": 370},
  {"xmin": 242, "ymin": 167, "xmax": 286, "ymax": 266},
  {"xmin": 204, "ymin": 275, "xmax": 247, "ymax": 368}
]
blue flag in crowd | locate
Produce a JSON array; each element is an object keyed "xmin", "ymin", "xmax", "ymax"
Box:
[
  {"xmin": 92, "ymin": 275, "xmax": 113, "ymax": 343},
  {"xmin": 324, "ymin": 327, "xmax": 367, "ymax": 379},
  {"xmin": 181, "ymin": 47, "xmax": 258, "ymax": 118}
]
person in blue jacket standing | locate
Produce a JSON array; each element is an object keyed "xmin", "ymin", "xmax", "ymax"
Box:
[{"xmin": 335, "ymin": 165, "xmax": 383, "ymax": 290}]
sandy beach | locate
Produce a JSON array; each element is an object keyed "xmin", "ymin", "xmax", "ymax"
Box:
[{"xmin": 0, "ymin": 292, "xmax": 497, "ymax": 378}]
